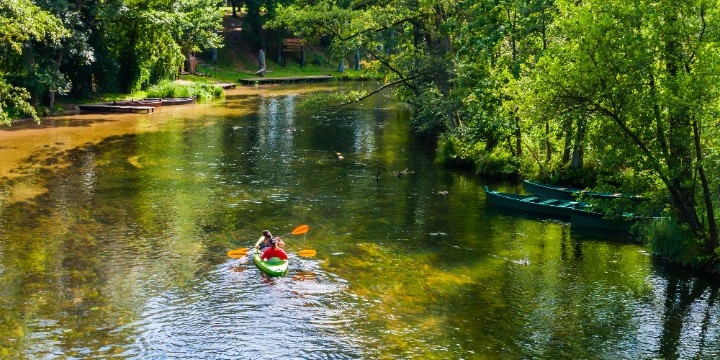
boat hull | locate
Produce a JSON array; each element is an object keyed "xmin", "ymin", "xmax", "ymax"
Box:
[
  {"xmin": 570, "ymin": 210, "xmax": 635, "ymax": 232},
  {"xmin": 485, "ymin": 186, "xmax": 636, "ymax": 232},
  {"xmin": 144, "ymin": 97, "xmax": 196, "ymax": 105},
  {"xmin": 113, "ymin": 99, "xmax": 163, "ymax": 108},
  {"xmin": 484, "ymin": 186, "xmax": 585, "ymax": 219},
  {"xmin": 522, "ymin": 180, "xmax": 623, "ymax": 200},
  {"xmin": 252, "ymin": 250, "xmax": 289, "ymax": 277}
]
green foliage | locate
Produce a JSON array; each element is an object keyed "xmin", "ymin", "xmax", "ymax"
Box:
[
  {"xmin": 0, "ymin": 78, "xmax": 39, "ymax": 123},
  {"xmin": 475, "ymin": 150, "xmax": 521, "ymax": 179},
  {"xmin": 402, "ymin": 86, "xmax": 451, "ymax": 136},
  {"xmin": 639, "ymin": 217, "xmax": 705, "ymax": 266},
  {"xmin": 145, "ymin": 80, "xmax": 224, "ymax": 102},
  {"xmin": 435, "ymin": 133, "xmax": 477, "ymax": 168},
  {"xmin": 0, "ymin": 0, "xmax": 68, "ymax": 124},
  {"xmin": 0, "ymin": 0, "xmax": 67, "ymax": 53},
  {"xmin": 436, "ymin": 133, "xmax": 521, "ymax": 179},
  {"xmin": 0, "ymin": 0, "xmax": 223, "ymax": 120}
]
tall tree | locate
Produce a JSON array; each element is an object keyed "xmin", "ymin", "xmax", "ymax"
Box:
[
  {"xmin": 0, "ymin": 0, "xmax": 67, "ymax": 123},
  {"xmin": 516, "ymin": 0, "xmax": 720, "ymax": 264}
]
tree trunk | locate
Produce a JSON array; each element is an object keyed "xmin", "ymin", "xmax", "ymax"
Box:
[
  {"xmin": 23, "ymin": 40, "xmax": 37, "ymax": 106},
  {"xmin": 545, "ymin": 121, "xmax": 551, "ymax": 163},
  {"xmin": 693, "ymin": 118, "xmax": 719, "ymax": 255},
  {"xmin": 515, "ymin": 116, "xmax": 522, "ymax": 156},
  {"xmin": 570, "ymin": 119, "xmax": 585, "ymax": 170},
  {"xmin": 664, "ymin": 12, "xmax": 703, "ymax": 237}
]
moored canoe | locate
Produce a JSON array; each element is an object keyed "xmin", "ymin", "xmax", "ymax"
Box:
[
  {"xmin": 522, "ymin": 180, "xmax": 628, "ymax": 200},
  {"xmin": 484, "ymin": 186, "xmax": 586, "ymax": 219}
]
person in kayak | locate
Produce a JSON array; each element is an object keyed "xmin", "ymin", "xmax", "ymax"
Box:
[
  {"xmin": 255, "ymin": 230, "xmax": 285, "ymax": 251},
  {"xmin": 261, "ymin": 238, "xmax": 288, "ymax": 261}
]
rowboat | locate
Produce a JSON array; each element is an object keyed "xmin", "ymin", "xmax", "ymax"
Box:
[
  {"xmin": 143, "ymin": 97, "xmax": 196, "ymax": 105},
  {"xmin": 113, "ymin": 99, "xmax": 163, "ymax": 108},
  {"xmin": 570, "ymin": 210, "xmax": 636, "ymax": 232},
  {"xmin": 485, "ymin": 186, "xmax": 637, "ymax": 231},
  {"xmin": 252, "ymin": 249, "xmax": 289, "ymax": 277},
  {"xmin": 522, "ymin": 180, "xmax": 628, "ymax": 200},
  {"xmin": 78, "ymin": 104, "xmax": 155, "ymax": 114},
  {"xmin": 484, "ymin": 186, "xmax": 586, "ymax": 218}
]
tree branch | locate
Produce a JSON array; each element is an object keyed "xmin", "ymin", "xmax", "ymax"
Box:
[
  {"xmin": 366, "ymin": 48, "xmax": 419, "ymax": 94},
  {"xmin": 336, "ymin": 75, "xmax": 421, "ymax": 107}
]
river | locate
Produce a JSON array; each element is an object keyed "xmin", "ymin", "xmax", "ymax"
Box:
[{"xmin": 1, "ymin": 83, "xmax": 719, "ymax": 359}]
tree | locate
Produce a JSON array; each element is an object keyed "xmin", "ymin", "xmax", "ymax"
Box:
[
  {"xmin": 516, "ymin": 0, "xmax": 720, "ymax": 265},
  {"xmin": 0, "ymin": 0, "xmax": 67, "ymax": 123}
]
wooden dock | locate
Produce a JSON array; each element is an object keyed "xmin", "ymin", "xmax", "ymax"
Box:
[
  {"xmin": 238, "ymin": 75, "xmax": 335, "ymax": 85},
  {"xmin": 78, "ymin": 104, "xmax": 155, "ymax": 114}
]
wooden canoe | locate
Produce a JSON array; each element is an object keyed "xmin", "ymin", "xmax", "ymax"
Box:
[
  {"xmin": 113, "ymin": 99, "xmax": 163, "ymax": 108},
  {"xmin": 144, "ymin": 97, "xmax": 196, "ymax": 105},
  {"xmin": 570, "ymin": 210, "xmax": 636, "ymax": 232},
  {"xmin": 484, "ymin": 186, "xmax": 586, "ymax": 219},
  {"xmin": 522, "ymin": 180, "xmax": 638, "ymax": 201},
  {"xmin": 485, "ymin": 186, "xmax": 637, "ymax": 231}
]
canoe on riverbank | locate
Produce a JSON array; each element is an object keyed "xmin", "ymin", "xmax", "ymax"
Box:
[
  {"xmin": 570, "ymin": 210, "xmax": 636, "ymax": 232},
  {"xmin": 523, "ymin": 180, "xmax": 639, "ymax": 201},
  {"xmin": 112, "ymin": 99, "xmax": 163, "ymax": 108},
  {"xmin": 143, "ymin": 97, "xmax": 196, "ymax": 105},
  {"xmin": 484, "ymin": 186, "xmax": 586, "ymax": 219},
  {"xmin": 78, "ymin": 104, "xmax": 155, "ymax": 114},
  {"xmin": 485, "ymin": 186, "xmax": 637, "ymax": 231}
]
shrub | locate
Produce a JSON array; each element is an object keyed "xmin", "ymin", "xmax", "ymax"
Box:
[
  {"xmin": 638, "ymin": 217, "xmax": 705, "ymax": 266},
  {"xmin": 146, "ymin": 80, "xmax": 225, "ymax": 102}
]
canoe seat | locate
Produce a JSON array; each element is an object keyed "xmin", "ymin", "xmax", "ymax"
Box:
[
  {"xmin": 540, "ymin": 199, "xmax": 561, "ymax": 205},
  {"xmin": 560, "ymin": 201, "xmax": 579, "ymax": 207},
  {"xmin": 523, "ymin": 197, "xmax": 540, "ymax": 202}
]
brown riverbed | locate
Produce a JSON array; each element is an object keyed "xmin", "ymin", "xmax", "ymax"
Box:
[{"xmin": 0, "ymin": 85, "xmax": 337, "ymax": 203}]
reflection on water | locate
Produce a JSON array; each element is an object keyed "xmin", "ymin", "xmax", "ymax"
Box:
[{"xmin": 1, "ymin": 83, "xmax": 719, "ymax": 358}]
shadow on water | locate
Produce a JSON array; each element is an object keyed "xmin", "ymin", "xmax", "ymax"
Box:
[{"xmin": 651, "ymin": 260, "xmax": 720, "ymax": 359}]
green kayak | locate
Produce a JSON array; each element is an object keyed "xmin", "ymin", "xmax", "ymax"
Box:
[{"xmin": 252, "ymin": 249, "xmax": 289, "ymax": 277}]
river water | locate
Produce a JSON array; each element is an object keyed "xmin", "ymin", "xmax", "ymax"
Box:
[{"xmin": 1, "ymin": 83, "xmax": 719, "ymax": 359}]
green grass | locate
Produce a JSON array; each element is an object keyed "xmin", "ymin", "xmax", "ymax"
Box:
[
  {"xmin": 193, "ymin": 61, "xmax": 380, "ymax": 83},
  {"xmin": 146, "ymin": 80, "xmax": 224, "ymax": 102}
]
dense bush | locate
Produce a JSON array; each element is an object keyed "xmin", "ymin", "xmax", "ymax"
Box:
[
  {"xmin": 639, "ymin": 218, "xmax": 705, "ymax": 267},
  {"xmin": 146, "ymin": 80, "xmax": 225, "ymax": 102}
]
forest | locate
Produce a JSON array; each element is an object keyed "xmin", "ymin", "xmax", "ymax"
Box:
[{"xmin": 3, "ymin": 0, "xmax": 720, "ymax": 272}]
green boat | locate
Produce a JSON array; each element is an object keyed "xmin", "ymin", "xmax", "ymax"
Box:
[
  {"xmin": 484, "ymin": 186, "xmax": 586, "ymax": 219},
  {"xmin": 522, "ymin": 180, "xmax": 627, "ymax": 201},
  {"xmin": 570, "ymin": 209, "xmax": 636, "ymax": 232},
  {"xmin": 485, "ymin": 186, "xmax": 636, "ymax": 231},
  {"xmin": 253, "ymin": 249, "xmax": 289, "ymax": 277}
]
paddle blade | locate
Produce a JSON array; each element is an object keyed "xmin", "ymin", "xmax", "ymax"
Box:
[
  {"xmin": 227, "ymin": 248, "xmax": 249, "ymax": 257},
  {"xmin": 297, "ymin": 249, "xmax": 316, "ymax": 257},
  {"xmin": 291, "ymin": 225, "xmax": 309, "ymax": 235}
]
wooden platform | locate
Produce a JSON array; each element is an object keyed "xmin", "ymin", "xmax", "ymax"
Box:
[
  {"xmin": 238, "ymin": 75, "xmax": 335, "ymax": 85},
  {"xmin": 78, "ymin": 104, "xmax": 155, "ymax": 114}
]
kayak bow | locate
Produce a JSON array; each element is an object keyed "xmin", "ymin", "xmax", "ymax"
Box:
[{"xmin": 252, "ymin": 249, "xmax": 289, "ymax": 277}]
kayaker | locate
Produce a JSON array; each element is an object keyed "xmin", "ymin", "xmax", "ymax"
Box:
[
  {"xmin": 255, "ymin": 230, "xmax": 285, "ymax": 251},
  {"xmin": 261, "ymin": 238, "xmax": 288, "ymax": 261}
]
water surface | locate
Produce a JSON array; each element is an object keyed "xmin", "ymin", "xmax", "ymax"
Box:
[{"xmin": 1, "ymin": 83, "xmax": 719, "ymax": 359}]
